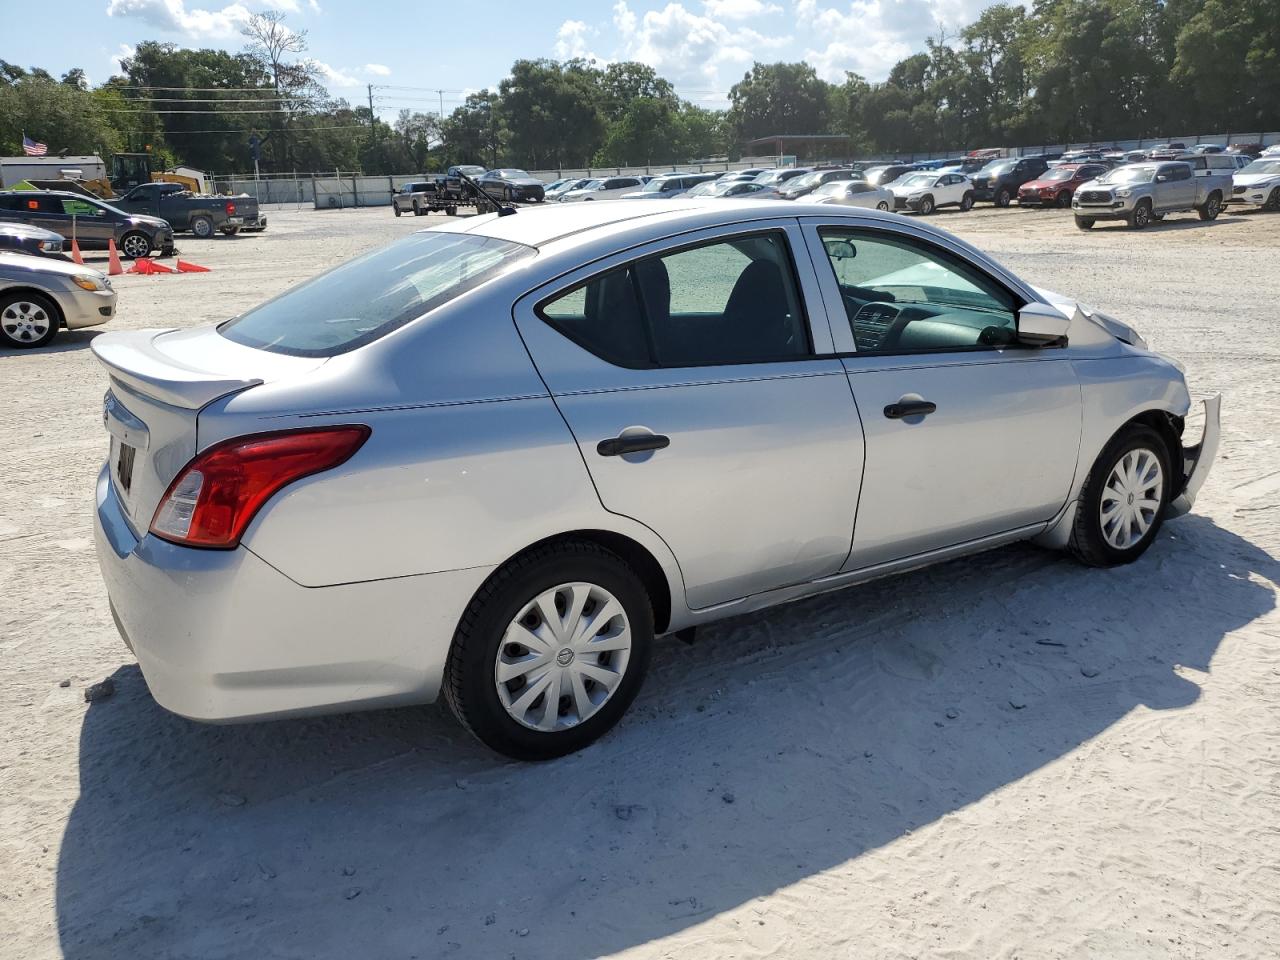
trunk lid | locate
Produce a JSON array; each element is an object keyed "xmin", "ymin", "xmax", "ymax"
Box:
[{"xmin": 92, "ymin": 327, "xmax": 324, "ymax": 536}]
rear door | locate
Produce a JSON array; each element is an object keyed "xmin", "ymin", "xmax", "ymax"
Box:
[
  {"xmin": 514, "ymin": 222, "xmax": 865, "ymax": 609},
  {"xmin": 59, "ymin": 196, "xmax": 116, "ymax": 245},
  {"xmin": 801, "ymin": 217, "xmax": 1081, "ymax": 569}
]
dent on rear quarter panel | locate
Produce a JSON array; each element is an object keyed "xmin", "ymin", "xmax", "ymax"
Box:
[{"xmin": 1070, "ymin": 355, "xmax": 1190, "ymax": 496}]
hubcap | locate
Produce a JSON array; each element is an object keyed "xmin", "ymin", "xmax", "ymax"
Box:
[
  {"xmin": 1, "ymin": 301, "xmax": 51, "ymax": 342},
  {"xmin": 122, "ymin": 236, "xmax": 148, "ymax": 257},
  {"xmin": 495, "ymin": 582, "xmax": 632, "ymax": 732},
  {"xmin": 1099, "ymin": 447, "xmax": 1163, "ymax": 550}
]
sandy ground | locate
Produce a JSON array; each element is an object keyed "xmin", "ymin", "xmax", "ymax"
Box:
[{"xmin": 1, "ymin": 200, "xmax": 1278, "ymax": 960}]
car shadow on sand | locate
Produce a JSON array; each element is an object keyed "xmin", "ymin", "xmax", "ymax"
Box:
[
  {"xmin": 55, "ymin": 514, "xmax": 1276, "ymax": 959},
  {"xmin": 0, "ymin": 328, "xmax": 101, "ymax": 357}
]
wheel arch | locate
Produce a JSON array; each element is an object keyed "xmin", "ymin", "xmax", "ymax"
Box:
[{"xmin": 484, "ymin": 529, "xmax": 674, "ymax": 634}]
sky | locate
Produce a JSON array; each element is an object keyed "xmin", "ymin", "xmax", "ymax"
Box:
[{"xmin": 4, "ymin": 0, "xmax": 996, "ymax": 118}]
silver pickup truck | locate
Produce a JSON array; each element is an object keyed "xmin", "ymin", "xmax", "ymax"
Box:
[{"xmin": 1072, "ymin": 160, "xmax": 1231, "ymax": 229}]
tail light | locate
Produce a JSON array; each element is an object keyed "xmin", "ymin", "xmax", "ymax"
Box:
[
  {"xmin": 150, "ymin": 426, "xmax": 370, "ymax": 549},
  {"xmin": 225, "ymin": 201, "xmax": 237, "ymax": 215}
]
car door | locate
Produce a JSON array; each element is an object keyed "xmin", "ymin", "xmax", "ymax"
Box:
[
  {"xmin": 800, "ymin": 217, "xmax": 1082, "ymax": 569},
  {"xmin": 60, "ymin": 196, "xmax": 116, "ymax": 245},
  {"xmin": 513, "ymin": 222, "xmax": 865, "ymax": 609},
  {"xmin": 1158, "ymin": 163, "xmax": 1195, "ymax": 210}
]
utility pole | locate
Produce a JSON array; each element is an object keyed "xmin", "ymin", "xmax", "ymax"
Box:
[
  {"xmin": 436, "ymin": 89, "xmax": 445, "ymax": 120},
  {"xmin": 367, "ymin": 83, "xmax": 377, "ymax": 138}
]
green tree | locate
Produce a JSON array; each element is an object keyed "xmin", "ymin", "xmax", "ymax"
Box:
[{"xmin": 727, "ymin": 62, "xmax": 833, "ymax": 143}]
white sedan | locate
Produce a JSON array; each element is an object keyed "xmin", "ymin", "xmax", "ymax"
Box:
[
  {"xmin": 808, "ymin": 180, "xmax": 894, "ymax": 210},
  {"xmin": 887, "ymin": 172, "xmax": 976, "ymax": 214}
]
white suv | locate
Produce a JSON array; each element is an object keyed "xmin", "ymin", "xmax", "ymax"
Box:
[{"xmin": 560, "ymin": 176, "xmax": 645, "ymax": 202}]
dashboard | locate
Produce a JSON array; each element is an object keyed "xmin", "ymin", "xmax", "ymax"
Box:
[{"xmin": 840, "ymin": 285, "xmax": 1016, "ymax": 352}]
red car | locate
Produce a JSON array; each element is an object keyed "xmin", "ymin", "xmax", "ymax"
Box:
[{"xmin": 1017, "ymin": 163, "xmax": 1109, "ymax": 207}]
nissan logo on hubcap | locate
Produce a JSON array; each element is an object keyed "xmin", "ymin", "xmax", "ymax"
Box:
[{"xmin": 556, "ymin": 648, "xmax": 575, "ymax": 667}]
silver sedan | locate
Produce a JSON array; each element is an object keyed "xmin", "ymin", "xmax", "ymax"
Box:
[
  {"xmin": 1, "ymin": 252, "xmax": 116, "ymax": 348},
  {"xmin": 91, "ymin": 199, "xmax": 1220, "ymax": 759}
]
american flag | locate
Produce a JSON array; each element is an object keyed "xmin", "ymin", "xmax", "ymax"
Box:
[{"xmin": 22, "ymin": 134, "xmax": 47, "ymax": 157}]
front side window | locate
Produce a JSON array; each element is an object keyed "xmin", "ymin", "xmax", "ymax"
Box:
[
  {"xmin": 220, "ymin": 231, "xmax": 534, "ymax": 357},
  {"xmin": 817, "ymin": 228, "xmax": 1019, "ymax": 354},
  {"xmin": 538, "ymin": 232, "xmax": 811, "ymax": 369}
]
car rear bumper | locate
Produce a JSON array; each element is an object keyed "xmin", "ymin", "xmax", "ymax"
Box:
[{"xmin": 93, "ymin": 465, "xmax": 492, "ymax": 722}]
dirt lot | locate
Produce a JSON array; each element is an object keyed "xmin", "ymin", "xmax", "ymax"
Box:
[{"xmin": 2, "ymin": 201, "xmax": 1278, "ymax": 960}]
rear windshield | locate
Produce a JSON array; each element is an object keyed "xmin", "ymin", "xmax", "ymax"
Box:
[{"xmin": 219, "ymin": 231, "xmax": 535, "ymax": 357}]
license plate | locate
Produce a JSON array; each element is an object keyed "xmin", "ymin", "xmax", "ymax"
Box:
[{"xmin": 117, "ymin": 443, "xmax": 136, "ymax": 494}]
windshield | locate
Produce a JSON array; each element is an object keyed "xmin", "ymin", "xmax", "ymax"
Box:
[
  {"xmin": 1041, "ymin": 168, "xmax": 1076, "ymax": 182},
  {"xmin": 755, "ymin": 169, "xmax": 791, "ymax": 184},
  {"xmin": 1241, "ymin": 159, "xmax": 1280, "ymax": 175},
  {"xmin": 454, "ymin": 165, "xmax": 485, "ymax": 176},
  {"xmin": 1098, "ymin": 165, "xmax": 1156, "ymax": 184},
  {"xmin": 783, "ymin": 172, "xmax": 821, "ymax": 190},
  {"xmin": 220, "ymin": 232, "xmax": 535, "ymax": 357},
  {"xmin": 685, "ymin": 181, "xmax": 719, "ymax": 197},
  {"xmin": 641, "ymin": 177, "xmax": 672, "ymax": 193},
  {"xmin": 896, "ymin": 173, "xmax": 935, "ymax": 189},
  {"xmin": 576, "ymin": 179, "xmax": 603, "ymax": 190},
  {"xmin": 980, "ymin": 160, "xmax": 1015, "ymax": 175},
  {"xmin": 488, "ymin": 169, "xmax": 529, "ymax": 178}
]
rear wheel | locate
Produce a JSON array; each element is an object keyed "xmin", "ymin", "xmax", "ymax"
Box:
[
  {"xmin": 190, "ymin": 215, "xmax": 214, "ymax": 238},
  {"xmin": 444, "ymin": 541, "xmax": 654, "ymax": 760},
  {"xmin": 119, "ymin": 231, "xmax": 152, "ymax": 259},
  {"xmin": 0, "ymin": 292, "xmax": 59, "ymax": 348},
  {"xmin": 1069, "ymin": 424, "xmax": 1171, "ymax": 567},
  {"xmin": 1074, "ymin": 216, "xmax": 1095, "ymax": 230},
  {"xmin": 1197, "ymin": 192, "xmax": 1222, "ymax": 220}
]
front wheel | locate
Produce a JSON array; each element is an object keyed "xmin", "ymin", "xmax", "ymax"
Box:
[
  {"xmin": 959, "ymin": 192, "xmax": 974, "ymax": 211},
  {"xmin": 0, "ymin": 291, "xmax": 59, "ymax": 348},
  {"xmin": 444, "ymin": 541, "xmax": 654, "ymax": 760},
  {"xmin": 393, "ymin": 205, "xmax": 402, "ymax": 217},
  {"xmin": 1129, "ymin": 201, "xmax": 1152, "ymax": 229},
  {"xmin": 1265, "ymin": 188, "xmax": 1280, "ymax": 212},
  {"xmin": 876, "ymin": 200, "xmax": 890, "ymax": 211},
  {"xmin": 1069, "ymin": 424, "xmax": 1171, "ymax": 567},
  {"xmin": 917, "ymin": 195, "xmax": 935, "ymax": 215},
  {"xmin": 995, "ymin": 187, "xmax": 1012, "ymax": 207},
  {"xmin": 1056, "ymin": 191, "xmax": 1072, "ymax": 208},
  {"xmin": 1197, "ymin": 192, "xmax": 1222, "ymax": 220},
  {"xmin": 119, "ymin": 231, "xmax": 152, "ymax": 259},
  {"xmin": 1075, "ymin": 216, "xmax": 1095, "ymax": 230}
]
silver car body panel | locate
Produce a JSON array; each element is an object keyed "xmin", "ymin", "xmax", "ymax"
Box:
[
  {"xmin": 0, "ymin": 251, "xmax": 116, "ymax": 330},
  {"xmin": 90, "ymin": 200, "xmax": 1216, "ymax": 720}
]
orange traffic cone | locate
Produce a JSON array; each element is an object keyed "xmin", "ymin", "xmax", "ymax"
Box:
[
  {"xmin": 70, "ymin": 238, "xmax": 84, "ymax": 265},
  {"xmin": 106, "ymin": 238, "xmax": 123, "ymax": 276},
  {"xmin": 176, "ymin": 259, "xmax": 211, "ymax": 273},
  {"xmin": 127, "ymin": 258, "xmax": 175, "ymax": 275}
]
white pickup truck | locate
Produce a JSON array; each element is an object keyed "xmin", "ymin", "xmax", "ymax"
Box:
[{"xmin": 1072, "ymin": 160, "xmax": 1232, "ymax": 229}]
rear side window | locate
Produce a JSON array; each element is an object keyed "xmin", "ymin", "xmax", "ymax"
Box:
[
  {"xmin": 220, "ymin": 231, "xmax": 534, "ymax": 357},
  {"xmin": 538, "ymin": 231, "xmax": 811, "ymax": 369}
]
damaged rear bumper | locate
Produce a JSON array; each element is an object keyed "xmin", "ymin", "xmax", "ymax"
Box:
[{"xmin": 1168, "ymin": 394, "xmax": 1222, "ymax": 518}]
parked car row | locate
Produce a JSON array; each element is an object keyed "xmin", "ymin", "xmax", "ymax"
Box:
[{"xmin": 1, "ymin": 248, "xmax": 116, "ymax": 348}]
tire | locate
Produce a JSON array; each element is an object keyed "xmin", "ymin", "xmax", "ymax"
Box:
[
  {"xmin": 995, "ymin": 187, "xmax": 1012, "ymax": 207},
  {"xmin": 394, "ymin": 205, "xmax": 402, "ymax": 217},
  {"xmin": 1129, "ymin": 201, "xmax": 1152, "ymax": 229},
  {"xmin": 446, "ymin": 205, "xmax": 457, "ymax": 216},
  {"xmin": 119, "ymin": 231, "xmax": 152, "ymax": 259},
  {"xmin": 1056, "ymin": 191, "xmax": 1072, "ymax": 208},
  {"xmin": 220, "ymin": 226, "xmax": 240, "ymax": 236},
  {"xmin": 1197, "ymin": 192, "xmax": 1222, "ymax": 221},
  {"xmin": 876, "ymin": 200, "xmax": 890, "ymax": 211},
  {"xmin": 190, "ymin": 215, "xmax": 214, "ymax": 239},
  {"xmin": 444, "ymin": 541, "xmax": 654, "ymax": 760},
  {"xmin": 1075, "ymin": 216, "xmax": 1095, "ymax": 230},
  {"xmin": 917, "ymin": 195, "xmax": 935, "ymax": 215},
  {"xmin": 959, "ymin": 192, "xmax": 974, "ymax": 211},
  {"xmin": 1069, "ymin": 423, "xmax": 1171, "ymax": 567},
  {"xmin": 1265, "ymin": 188, "xmax": 1280, "ymax": 212},
  {"xmin": 412, "ymin": 203, "xmax": 424, "ymax": 216},
  {"xmin": 0, "ymin": 291, "xmax": 60, "ymax": 348}
]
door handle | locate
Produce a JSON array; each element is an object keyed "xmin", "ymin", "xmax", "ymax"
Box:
[
  {"xmin": 597, "ymin": 434, "xmax": 670, "ymax": 457},
  {"xmin": 884, "ymin": 400, "xmax": 937, "ymax": 419}
]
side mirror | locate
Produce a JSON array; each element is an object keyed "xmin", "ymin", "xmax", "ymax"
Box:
[
  {"xmin": 1156, "ymin": 174, "xmax": 1168, "ymax": 182},
  {"xmin": 1017, "ymin": 302, "xmax": 1070, "ymax": 346}
]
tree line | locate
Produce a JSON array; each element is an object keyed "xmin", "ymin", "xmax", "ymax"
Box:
[{"xmin": 1, "ymin": 0, "xmax": 1276, "ymax": 177}]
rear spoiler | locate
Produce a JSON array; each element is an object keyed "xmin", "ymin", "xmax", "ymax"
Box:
[{"xmin": 91, "ymin": 328, "xmax": 262, "ymax": 410}]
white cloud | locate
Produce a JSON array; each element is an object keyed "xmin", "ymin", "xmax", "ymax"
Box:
[
  {"xmin": 104, "ymin": 0, "xmax": 305, "ymax": 38},
  {"xmin": 314, "ymin": 60, "xmax": 359, "ymax": 87},
  {"xmin": 703, "ymin": 0, "xmax": 781, "ymax": 18},
  {"xmin": 554, "ymin": 19, "xmax": 605, "ymax": 61},
  {"xmin": 611, "ymin": 2, "xmax": 789, "ymax": 97},
  {"xmin": 110, "ymin": 42, "xmax": 136, "ymax": 73},
  {"xmin": 363, "ymin": 63, "xmax": 391, "ymax": 76}
]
